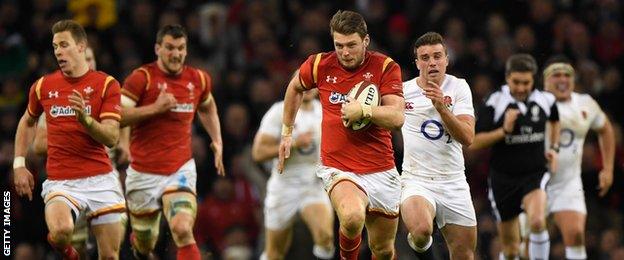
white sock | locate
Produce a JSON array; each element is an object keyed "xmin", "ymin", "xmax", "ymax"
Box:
[
  {"xmin": 529, "ymin": 230, "xmax": 550, "ymax": 260},
  {"xmin": 312, "ymin": 244, "xmax": 335, "ymax": 259},
  {"xmin": 499, "ymin": 252, "xmax": 519, "ymax": 260},
  {"xmin": 407, "ymin": 233, "xmax": 432, "ymax": 253},
  {"xmin": 259, "ymin": 252, "xmax": 268, "ymax": 260},
  {"xmin": 565, "ymin": 245, "xmax": 587, "ymax": 259}
]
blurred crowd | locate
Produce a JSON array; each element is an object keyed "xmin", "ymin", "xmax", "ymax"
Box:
[{"xmin": 1, "ymin": 0, "xmax": 623, "ymax": 259}]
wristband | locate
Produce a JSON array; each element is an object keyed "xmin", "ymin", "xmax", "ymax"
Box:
[
  {"xmin": 281, "ymin": 124, "xmax": 294, "ymax": 137},
  {"xmin": 361, "ymin": 104, "xmax": 373, "ymax": 119},
  {"xmin": 13, "ymin": 156, "xmax": 26, "ymax": 169},
  {"xmin": 550, "ymin": 143, "xmax": 560, "ymax": 153}
]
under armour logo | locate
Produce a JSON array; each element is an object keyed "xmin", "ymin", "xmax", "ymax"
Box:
[
  {"xmin": 363, "ymin": 72, "xmax": 373, "ymax": 80},
  {"xmin": 48, "ymin": 91, "xmax": 58, "ymax": 98},
  {"xmin": 157, "ymin": 82, "xmax": 168, "ymax": 90},
  {"xmin": 326, "ymin": 75, "xmax": 337, "ymax": 83}
]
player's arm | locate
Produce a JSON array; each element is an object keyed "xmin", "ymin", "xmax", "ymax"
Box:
[
  {"xmin": 545, "ymin": 102, "xmax": 560, "ymax": 172},
  {"xmin": 252, "ymin": 133, "xmax": 280, "ymax": 162},
  {"xmin": 278, "ymin": 70, "xmax": 306, "ymax": 173},
  {"xmin": 13, "ymin": 111, "xmax": 38, "ymax": 200},
  {"xmin": 596, "ymin": 116, "xmax": 615, "ymax": 196},
  {"xmin": 197, "ymin": 93, "xmax": 225, "ymax": 176},
  {"xmin": 120, "ymin": 87, "xmax": 176, "ymax": 127},
  {"xmin": 439, "ymin": 112, "xmax": 475, "ymax": 146},
  {"xmin": 115, "ymin": 126, "xmax": 131, "ymax": 165},
  {"xmin": 32, "ymin": 115, "xmax": 47, "ymax": 156},
  {"xmin": 68, "ymin": 85, "xmax": 120, "ymax": 148},
  {"xmin": 471, "ymin": 106, "xmax": 518, "ymax": 150},
  {"xmin": 368, "ymin": 94, "xmax": 405, "ymax": 130},
  {"xmin": 253, "ymin": 133, "xmax": 313, "ymax": 163}
]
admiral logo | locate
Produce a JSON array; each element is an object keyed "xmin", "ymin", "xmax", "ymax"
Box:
[
  {"xmin": 48, "ymin": 91, "xmax": 59, "ymax": 99},
  {"xmin": 326, "ymin": 76, "xmax": 337, "ymax": 83},
  {"xmin": 329, "ymin": 92, "xmax": 346, "ymax": 104},
  {"xmin": 50, "ymin": 105, "xmax": 92, "ymax": 118},
  {"xmin": 171, "ymin": 103, "xmax": 194, "ymax": 113}
]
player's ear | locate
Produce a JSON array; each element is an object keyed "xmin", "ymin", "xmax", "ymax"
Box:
[
  {"xmin": 76, "ymin": 41, "xmax": 86, "ymax": 53},
  {"xmin": 154, "ymin": 43, "xmax": 160, "ymax": 55},
  {"xmin": 363, "ymin": 34, "xmax": 370, "ymax": 48}
]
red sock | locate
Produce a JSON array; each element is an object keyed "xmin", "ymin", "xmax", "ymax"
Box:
[
  {"xmin": 177, "ymin": 243, "xmax": 200, "ymax": 260},
  {"xmin": 339, "ymin": 231, "xmax": 362, "ymax": 260},
  {"xmin": 47, "ymin": 234, "xmax": 79, "ymax": 260}
]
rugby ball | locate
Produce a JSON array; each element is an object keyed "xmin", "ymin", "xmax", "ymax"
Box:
[{"xmin": 343, "ymin": 81, "xmax": 380, "ymax": 131}]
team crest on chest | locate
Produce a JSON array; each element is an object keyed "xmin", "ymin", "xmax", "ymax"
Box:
[
  {"xmin": 443, "ymin": 96, "xmax": 453, "ymax": 108},
  {"xmin": 157, "ymin": 82, "xmax": 168, "ymax": 90},
  {"xmin": 83, "ymin": 86, "xmax": 94, "ymax": 100},
  {"xmin": 363, "ymin": 72, "xmax": 373, "ymax": 80},
  {"xmin": 186, "ymin": 82, "xmax": 195, "ymax": 99},
  {"xmin": 405, "ymin": 101, "xmax": 414, "ymax": 111}
]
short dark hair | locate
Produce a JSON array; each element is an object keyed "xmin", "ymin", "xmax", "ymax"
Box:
[
  {"xmin": 505, "ymin": 54, "xmax": 537, "ymax": 76},
  {"xmin": 156, "ymin": 24, "xmax": 187, "ymax": 44},
  {"xmin": 329, "ymin": 10, "xmax": 368, "ymax": 38},
  {"xmin": 51, "ymin": 20, "xmax": 87, "ymax": 44},
  {"xmin": 413, "ymin": 32, "xmax": 446, "ymax": 56}
]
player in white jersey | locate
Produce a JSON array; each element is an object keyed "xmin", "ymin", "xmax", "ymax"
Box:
[
  {"xmin": 400, "ymin": 32, "xmax": 477, "ymax": 259},
  {"xmin": 252, "ymin": 89, "xmax": 335, "ymax": 260},
  {"xmin": 543, "ymin": 60, "xmax": 615, "ymax": 259}
]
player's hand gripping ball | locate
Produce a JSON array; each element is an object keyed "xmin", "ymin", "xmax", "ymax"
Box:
[{"xmin": 343, "ymin": 81, "xmax": 380, "ymax": 131}]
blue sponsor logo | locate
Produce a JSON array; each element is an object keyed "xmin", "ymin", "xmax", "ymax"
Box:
[{"xmin": 329, "ymin": 92, "xmax": 346, "ymax": 104}]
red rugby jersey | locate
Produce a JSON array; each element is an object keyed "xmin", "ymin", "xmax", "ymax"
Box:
[
  {"xmin": 121, "ymin": 63, "xmax": 212, "ymax": 175},
  {"xmin": 298, "ymin": 51, "xmax": 403, "ymax": 174},
  {"xmin": 27, "ymin": 70, "xmax": 121, "ymax": 180}
]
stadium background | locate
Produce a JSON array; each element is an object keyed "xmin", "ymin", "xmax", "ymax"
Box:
[{"xmin": 0, "ymin": 0, "xmax": 622, "ymax": 259}]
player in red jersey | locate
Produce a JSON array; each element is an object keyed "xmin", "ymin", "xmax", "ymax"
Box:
[
  {"xmin": 278, "ymin": 10, "xmax": 405, "ymax": 260},
  {"xmin": 13, "ymin": 20, "xmax": 125, "ymax": 260},
  {"xmin": 118, "ymin": 24, "xmax": 224, "ymax": 260}
]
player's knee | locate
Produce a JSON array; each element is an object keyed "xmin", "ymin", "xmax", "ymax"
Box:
[
  {"xmin": 340, "ymin": 211, "xmax": 365, "ymax": 235},
  {"xmin": 565, "ymin": 226, "xmax": 585, "ymax": 245},
  {"xmin": 409, "ymin": 222, "xmax": 433, "ymax": 240},
  {"xmin": 449, "ymin": 243, "xmax": 475, "ymax": 260},
  {"xmin": 528, "ymin": 217, "xmax": 546, "ymax": 231},
  {"xmin": 132, "ymin": 226, "xmax": 159, "ymax": 252},
  {"xmin": 49, "ymin": 223, "xmax": 74, "ymax": 243},
  {"xmin": 170, "ymin": 217, "xmax": 194, "ymax": 239},
  {"xmin": 315, "ymin": 227, "xmax": 334, "ymax": 247},
  {"xmin": 370, "ymin": 243, "xmax": 394, "ymax": 259},
  {"xmin": 98, "ymin": 245, "xmax": 120, "ymax": 260}
]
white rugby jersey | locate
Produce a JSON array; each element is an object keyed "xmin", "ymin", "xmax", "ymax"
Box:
[
  {"xmin": 257, "ymin": 100, "xmax": 322, "ymax": 184},
  {"xmin": 550, "ymin": 92, "xmax": 606, "ymax": 185},
  {"xmin": 402, "ymin": 75, "xmax": 474, "ymax": 178}
]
